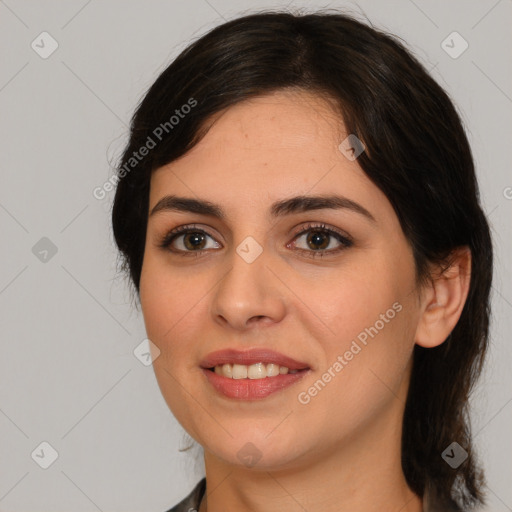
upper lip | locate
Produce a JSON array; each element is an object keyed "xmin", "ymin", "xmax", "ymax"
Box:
[{"xmin": 200, "ymin": 348, "xmax": 311, "ymax": 371}]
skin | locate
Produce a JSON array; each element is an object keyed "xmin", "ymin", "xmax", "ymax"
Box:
[{"xmin": 139, "ymin": 89, "xmax": 471, "ymax": 512}]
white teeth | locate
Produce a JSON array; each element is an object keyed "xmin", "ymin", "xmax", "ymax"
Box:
[
  {"xmin": 232, "ymin": 364, "xmax": 248, "ymax": 379},
  {"xmin": 266, "ymin": 363, "xmax": 280, "ymax": 377},
  {"xmin": 222, "ymin": 363, "xmax": 233, "ymax": 378},
  {"xmin": 212, "ymin": 362, "xmax": 302, "ymax": 379},
  {"xmin": 247, "ymin": 362, "xmax": 265, "ymax": 379}
]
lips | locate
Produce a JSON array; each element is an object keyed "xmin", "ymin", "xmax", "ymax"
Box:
[{"xmin": 199, "ymin": 348, "xmax": 311, "ymax": 371}]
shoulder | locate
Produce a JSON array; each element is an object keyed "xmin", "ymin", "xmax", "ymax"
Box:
[{"xmin": 163, "ymin": 478, "xmax": 206, "ymax": 512}]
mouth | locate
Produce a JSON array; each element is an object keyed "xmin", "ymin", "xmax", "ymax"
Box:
[
  {"xmin": 204, "ymin": 362, "xmax": 310, "ymax": 379},
  {"xmin": 201, "ymin": 366, "xmax": 310, "ymax": 400},
  {"xmin": 199, "ymin": 348, "xmax": 311, "ymax": 400},
  {"xmin": 200, "ymin": 347, "xmax": 311, "ymax": 372}
]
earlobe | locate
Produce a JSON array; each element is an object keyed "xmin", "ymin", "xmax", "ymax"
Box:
[{"xmin": 414, "ymin": 247, "xmax": 471, "ymax": 348}]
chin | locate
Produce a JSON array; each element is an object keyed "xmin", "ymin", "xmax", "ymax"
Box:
[{"xmin": 200, "ymin": 428, "xmax": 312, "ymax": 471}]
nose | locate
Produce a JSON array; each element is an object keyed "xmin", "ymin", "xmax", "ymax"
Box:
[{"xmin": 210, "ymin": 243, "xmax": 287, "ymax": 331}]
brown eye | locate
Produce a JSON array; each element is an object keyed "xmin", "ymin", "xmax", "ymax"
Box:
[
  {"xmin": 290, "ymin": 223, "xmax": 353, "ymax": 259},
  {"xmin": 181, "ymin": 232, "xmax": 208, "ymax": 251},
  {"xmin": 159, "ymin": 225, "xmax": 221, "ymax": 255},
  {"xmin": 304, "ymin": 230, "xmax": 331, "ymax": 250}
]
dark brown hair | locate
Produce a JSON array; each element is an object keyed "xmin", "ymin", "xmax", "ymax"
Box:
[{"xmin": 111, "ymin": 9, "xmax": 493, "ymax": 510}]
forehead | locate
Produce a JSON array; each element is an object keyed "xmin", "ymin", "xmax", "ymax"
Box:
[
  {"xmin": 152, "ymin": 91, "xmax": 357, "ymax": 184},
  {"xmin": 148, "ymin": 89, "xmax": 392, "ymax": 225},
  {"xmin": 203, "ymin": 90, "xmax": 345, "ymax": 158},
  {"xmin": 198, "ymin": 89, "xmax": 346, "ymax": 148}
]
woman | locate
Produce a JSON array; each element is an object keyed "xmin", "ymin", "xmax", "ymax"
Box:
[{"xmin": 111, "ymin": 9, "xmax": 493, "ymax": 512}]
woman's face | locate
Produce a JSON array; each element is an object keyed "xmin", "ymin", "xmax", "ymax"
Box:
[{"xmin": 139, "ymin": 89, "xmax": 424, "ymax": 471}]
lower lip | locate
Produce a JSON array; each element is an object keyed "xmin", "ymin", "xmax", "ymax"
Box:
[{"xmin": 201, "ymin": 368, "xmax": 310, "ymax": 400}]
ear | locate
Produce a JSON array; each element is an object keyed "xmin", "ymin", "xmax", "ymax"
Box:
[{"xmin": 414, "ymin": 247, "xmax": 471, "ymax": 348}]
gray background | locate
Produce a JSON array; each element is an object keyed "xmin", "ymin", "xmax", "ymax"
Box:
[{"xmin": 1, "ymin": 0, "xmax": 511, "ymax": 511}]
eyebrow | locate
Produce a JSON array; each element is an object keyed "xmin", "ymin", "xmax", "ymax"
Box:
[{"xmin": 149, "ymin": 194, "xmax": 376, "ymax": 223}]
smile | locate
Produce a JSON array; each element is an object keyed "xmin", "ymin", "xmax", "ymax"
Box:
[{"xmin": 209, "ymin": 362, "xmax": 302, "ymax": 379}]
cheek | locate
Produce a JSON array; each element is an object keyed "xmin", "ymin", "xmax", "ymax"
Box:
[
  {"xmin": 292, "ymin": 261, "xmax": 407, "ymax": 348},
  {"xmin": 139, "ymin": 255, "xmax": 210, "ymax": 365},
  {"xmin": 139, "ymin": 258, "xmax": 210, "ymax": 432},
  {"xmin": 293, "ymin": 255, "xmax": 417, "ymax": 402},
  {"xmin": 140, "ymin": 251, "xmax": 181, "ymax": 328},
  {"xmin": 294, "ymin": 294, "xmax": 415, "ymax": 444}
]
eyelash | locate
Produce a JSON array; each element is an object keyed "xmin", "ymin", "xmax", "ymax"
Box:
[{"xmin": 158, "ymin": 222, "xmax": 353, "ymax": 259}]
